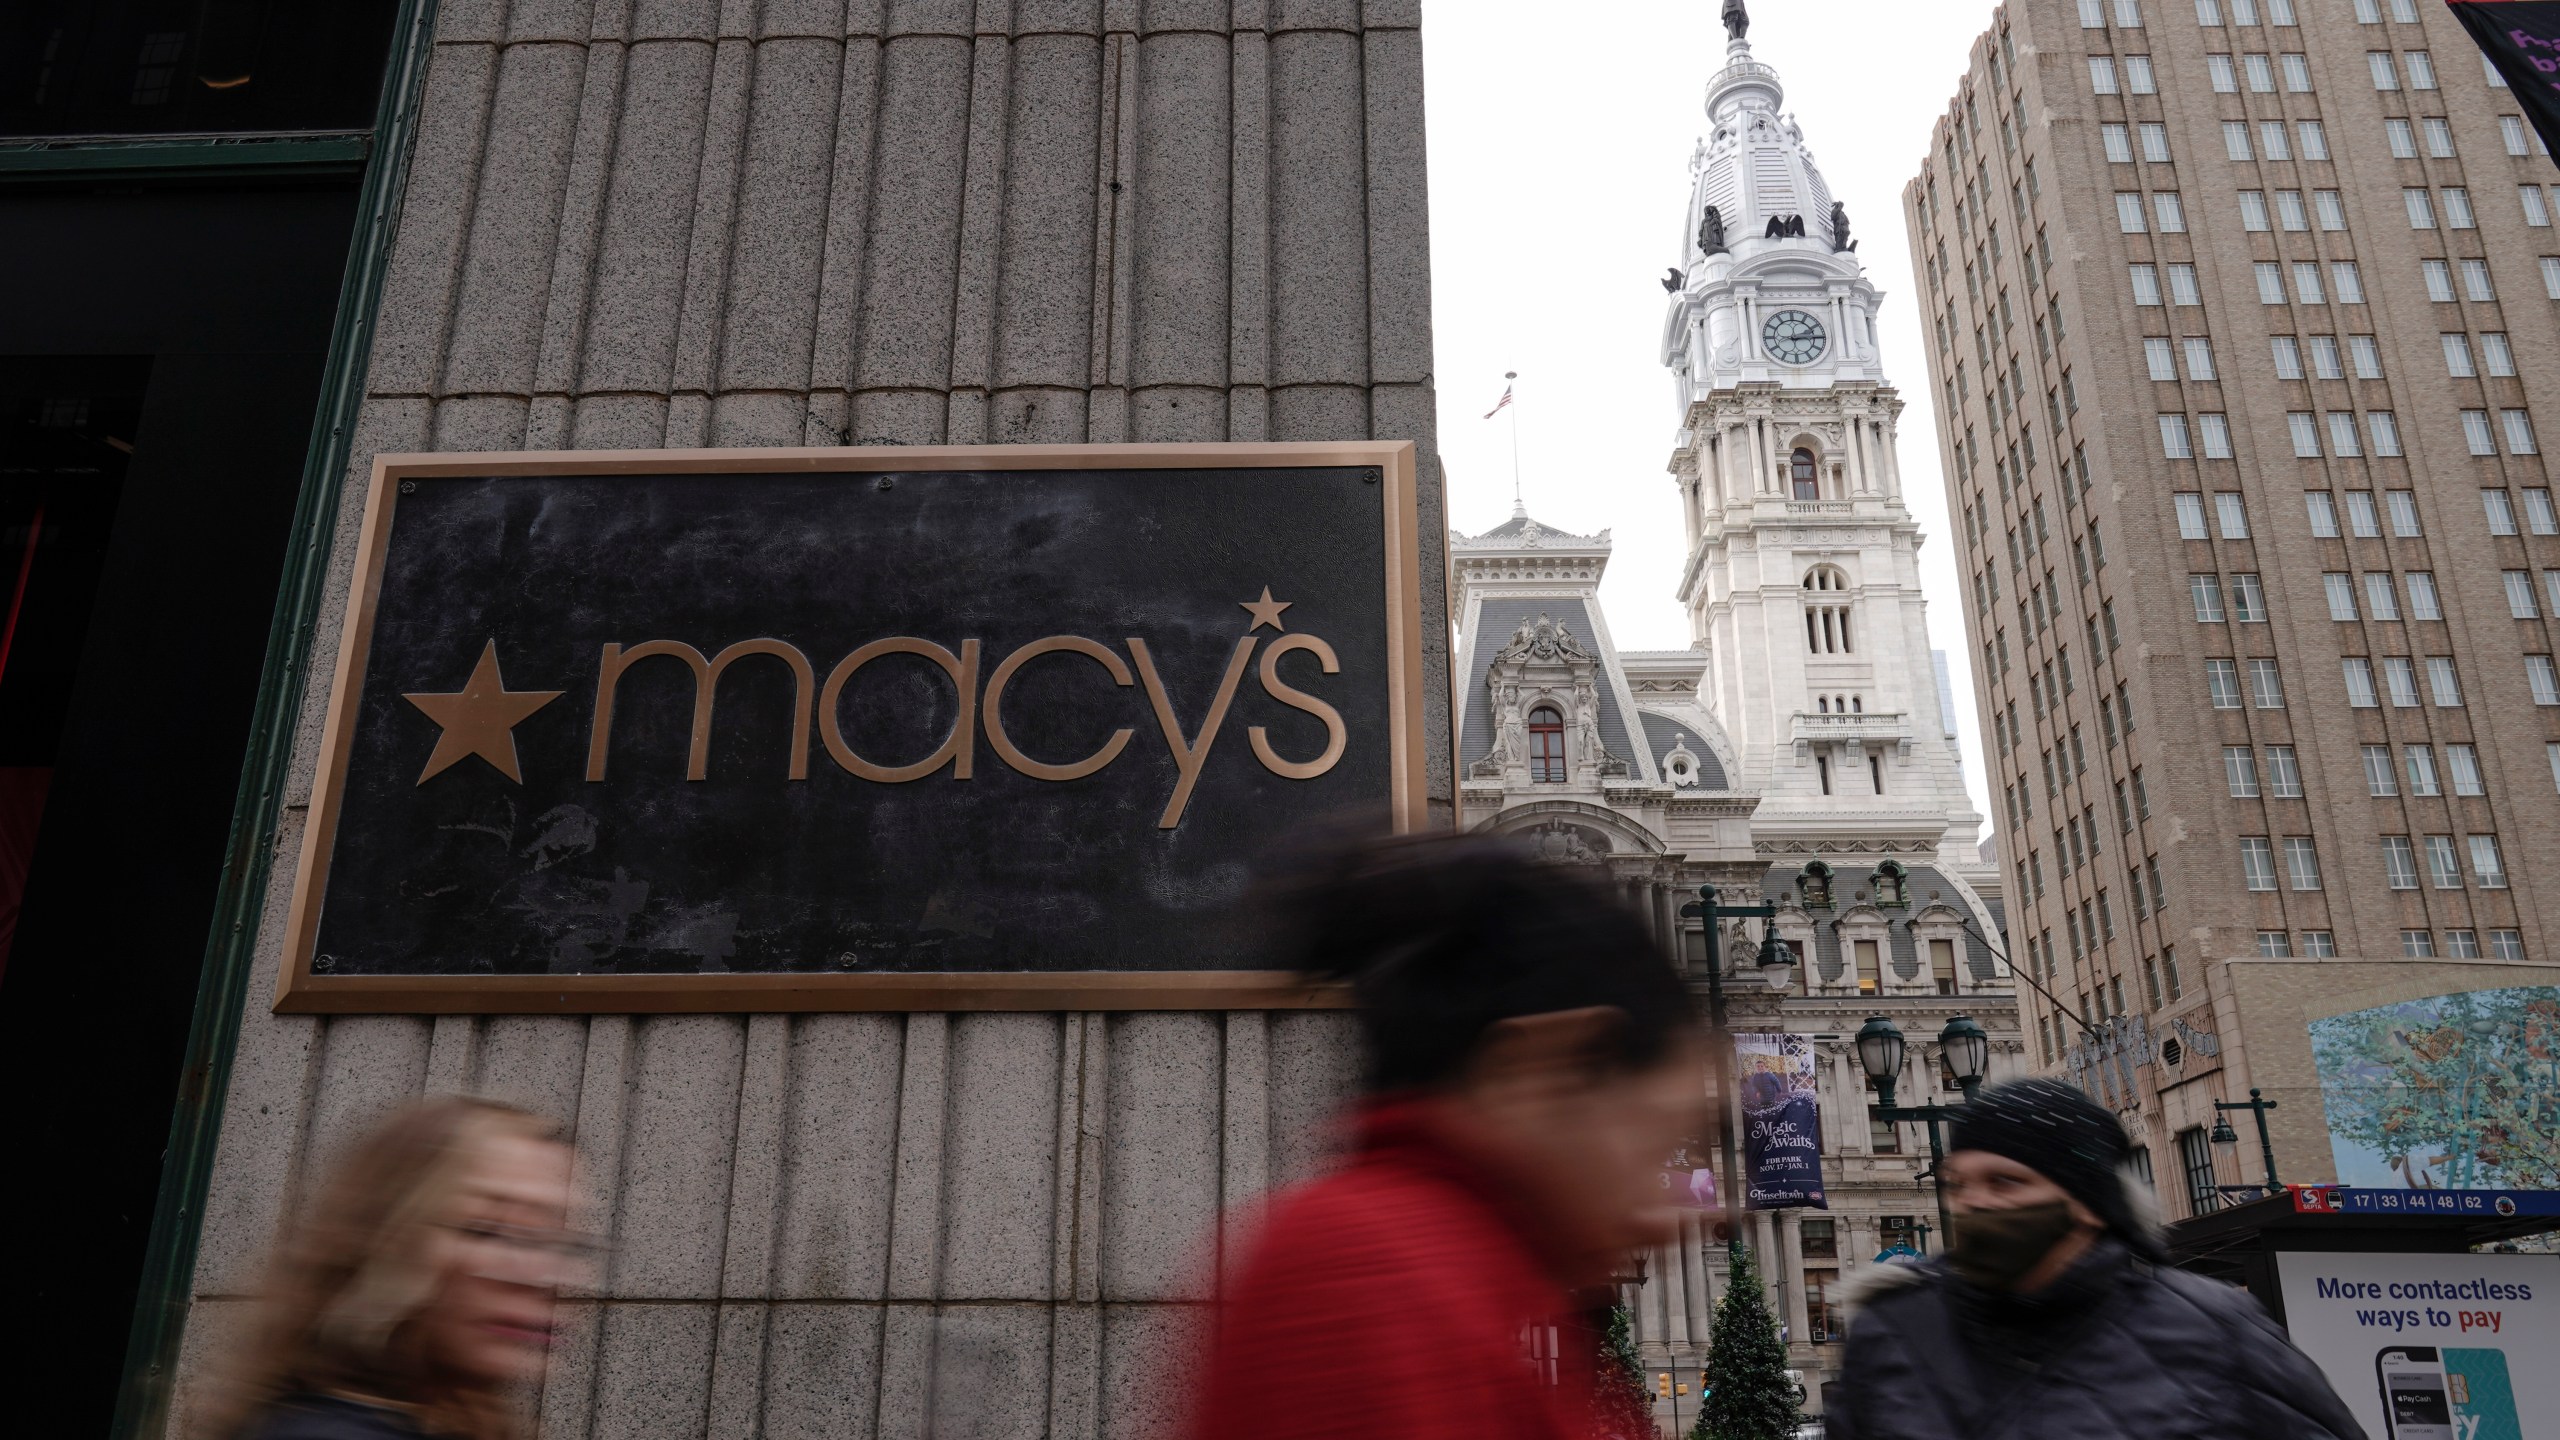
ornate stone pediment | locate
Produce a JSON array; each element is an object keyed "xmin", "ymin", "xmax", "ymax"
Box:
[
  {"xmin": 1493, "ymin": 612, "xmax": 1595, "ymax": 664},
  {"xmin": 1468, "ymin": 614, "xmax": 1633, "ymax": 783}
]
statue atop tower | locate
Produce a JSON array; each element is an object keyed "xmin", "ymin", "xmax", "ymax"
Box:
[{"xmin": 1722, "ymin": 0, "xmax": 1749, "ymax": 41}]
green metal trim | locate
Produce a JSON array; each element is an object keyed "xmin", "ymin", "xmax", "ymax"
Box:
[
  {"xmin": 107, "ymin": 6, "xmax": 443, "ymax": 1439},
  {"xmin": 0, "ymin": 131, "xmax": 372, "ymax": 185}
]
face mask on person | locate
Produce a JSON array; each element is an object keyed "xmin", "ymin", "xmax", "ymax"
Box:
[{"xmin": 1947, "ymin": 1201, "xmax": 2080, "ymax": 1289}]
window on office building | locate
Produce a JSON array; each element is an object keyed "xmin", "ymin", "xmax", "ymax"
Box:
[
  {"xmin": 2382, "ymin": 836, "xmax": 2419, "ymax": 889},
  {"xmin": 2364, "ymin": 745, "xmax": 2396, "ymax": 795},
  {"xmin": 2178, "ymin": 1127, "xmax": 2220, "ymax": 1216}
]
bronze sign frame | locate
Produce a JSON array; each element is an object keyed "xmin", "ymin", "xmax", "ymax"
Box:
[{"xmin": 275, "ymin": 441, "xmax": 1425, "ymax": 1014}]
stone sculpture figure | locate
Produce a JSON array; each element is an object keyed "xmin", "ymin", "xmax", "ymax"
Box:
[
  {"xmin": 1723, "ymin": 0, "xmax": 1749, "ymax": 41},
  {"xmin": 1699, "ymin": 204, "xmax": 1727, "ymax": 255},
  {"xmin": 1831, "ymin": 200, "xmax": 1856, "ymax": 252}
]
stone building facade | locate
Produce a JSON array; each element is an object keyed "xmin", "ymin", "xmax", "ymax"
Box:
[
  {"xmin": 1905, "ymin": 2, "xmax": 2560, "ymax": 1221},
  {"xmin": 1452, "ymin": 15, "xmax": 2020, "ymax": 1409},
  {"xmin": 159, "ymin": 6, "xmax": 1444, "ymax": 1440}
]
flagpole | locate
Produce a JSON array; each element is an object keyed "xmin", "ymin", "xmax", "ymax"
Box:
[{"xmin": 1505, "ymin": 370, "xmax": 1521, "ymax": 509}]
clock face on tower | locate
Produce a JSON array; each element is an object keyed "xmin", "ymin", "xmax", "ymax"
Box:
[{"xmin": 1761, "ymin": 309, "xmax": 1828, "ymax": 365}]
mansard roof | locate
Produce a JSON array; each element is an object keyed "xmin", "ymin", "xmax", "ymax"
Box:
[
  {"xmin": 1453, "ymin": 502, "xmax": 1609, "ymax": 549},
  {"xmin": 1456, "ymin": 597, "xmax": 1646, "ymax": 780},
  {"xmin": 1755, "ymin": 861, "xmax": 2001, "ymax": 986},
  {"xmin": 1636, "ymin": 710, "xmax": 1731, "ymax": 790}
]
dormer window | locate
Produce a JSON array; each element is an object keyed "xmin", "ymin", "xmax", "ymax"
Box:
[
  {"xmin": 1529, "ymin": 707, "xmax": 1567, "ymax": 782},
  {"xmin": 1791, "ymin": 447, "xmax": 1820, "ymax": 499}
]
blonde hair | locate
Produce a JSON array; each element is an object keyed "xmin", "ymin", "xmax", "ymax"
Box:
[{"xmin": 201, "ymin": 1097, "xmax": 566, "ymax": 1440}]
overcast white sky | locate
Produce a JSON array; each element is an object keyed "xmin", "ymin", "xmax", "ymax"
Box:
[{"xmin": 1422, "ymin": 0, "xmax": 1999, "ymax": 819}]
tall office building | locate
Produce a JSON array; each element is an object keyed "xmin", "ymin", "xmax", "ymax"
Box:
[{"xmin": 1907, "ymin": 0, "xmax": 2560, "ymax": 1218}]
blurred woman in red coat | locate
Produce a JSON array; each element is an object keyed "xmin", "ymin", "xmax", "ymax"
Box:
[{"xmin": 1187, "ymin": 835, "xmax": 1706, "ymax": 1440}]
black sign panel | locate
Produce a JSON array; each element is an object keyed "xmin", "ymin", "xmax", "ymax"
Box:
[{"xmin": 281, "ymin": 445, "xmax": 1424, "ymax": 1012}]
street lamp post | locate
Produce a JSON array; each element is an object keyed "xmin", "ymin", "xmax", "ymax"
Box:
[
  {"xmin": 1679, "ymin": 882, "xmax": 1795, "ymax": 1260},
  {"xmin": 1854, "ymin": 1014, "xmax": 1991, "ymax": 1238},
  {"xmin": 2212, "ymin": 1087, "xmax": 2281, "ymax": 1196}
]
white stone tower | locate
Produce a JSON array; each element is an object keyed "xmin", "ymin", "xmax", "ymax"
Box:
[{"xmin": 1662, "ymin": 0, "xmax": 1983, "ymax": 870}]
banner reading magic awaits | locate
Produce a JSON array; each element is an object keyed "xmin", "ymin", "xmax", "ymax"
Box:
[{"xmin": 1736, "ymin": 1033, "xmax": 1829, "ymax": 1210}]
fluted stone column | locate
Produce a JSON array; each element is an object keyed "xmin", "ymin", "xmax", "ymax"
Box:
[{"xmin": 169, "ymin": 6, "xmax": 1444, "ymax": 1440}]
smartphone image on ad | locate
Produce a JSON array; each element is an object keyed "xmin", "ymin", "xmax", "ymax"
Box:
[
  {"xmin": 2376, "ymin": 1348, "xmax": 2456, "ymax": 1440},
  {"xmin": 2443, "ymin": 1349, "xmax": 2522, "ymax": 1440}
]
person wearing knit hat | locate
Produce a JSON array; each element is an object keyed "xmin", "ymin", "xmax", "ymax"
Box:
[
  {"xmin": 1824, "ymin": 1078, "xmax": 2360, "ymax": 1440},
  {"xmin": 1941, "ymin": 1075, "xmax": 2165, "ymax": 1276}
]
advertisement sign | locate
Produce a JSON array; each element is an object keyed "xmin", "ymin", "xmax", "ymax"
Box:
[
  {"xmin": 2308, "ymin": 987, "xmax": 2560, "ymax": 1190},
  {"xmin": 2276, "ymin": 1252, "xmax": 2558, "ymax": 1440},
  {"xmin": 2449, "ymin": 1, "xmax": 2560, "ymax": 158},
  {"xmin": 275, "ymin": 444, "xmax": 1426, "ymax": 1013},
  {"xmin": 1734, "ymin": 1032, "xmax": 1826, "ymax": 1210}
]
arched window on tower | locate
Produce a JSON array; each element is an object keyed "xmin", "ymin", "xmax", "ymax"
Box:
[
  {"xmin": 1802, "ymin": 566, "xmax": 1855, "ymax": 654},
  {"xmin": 1528, "ymin": 706, "xmax": 1567, "ymax": 783},
  {"xmin": 1791, "ymin": 447, "xmax": 1820, "ymax": 500}
]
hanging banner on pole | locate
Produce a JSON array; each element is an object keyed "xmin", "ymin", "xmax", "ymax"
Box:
[
  {"xmin": 2449, "ymin": 1, "xmax": 2560, "ymax": 158},
  {"xmin": 1735, "ymin": 1033, "xmax": 1829, "ymax": 1210}
]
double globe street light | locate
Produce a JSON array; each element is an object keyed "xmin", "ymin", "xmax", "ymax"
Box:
[{"xmin": 1854, "ymin": 1013, "xmax": 1992, "ymax": 1237}]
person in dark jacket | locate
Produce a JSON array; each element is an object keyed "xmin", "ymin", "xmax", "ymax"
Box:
[
  {"xmin": 198, "ymin": 1097, "xmax": 593, "ymax": 1440},
  {"xmin": 1826, "ymin": 1078, "xmax": 2359, "ymax": 1440}
]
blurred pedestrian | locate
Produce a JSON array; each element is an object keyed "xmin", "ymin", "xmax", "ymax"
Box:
[
  {"xmin": 200, "ymin": 1097, "xmax": 590, "ymax": 1440},
  {"xmin": 1826, "ymin": 1078, "xmax": 2358, "ymax": 1439},
  {"xmin": 1186, "ymin": 834, "xmax": 1706, "ymax": 1440}
]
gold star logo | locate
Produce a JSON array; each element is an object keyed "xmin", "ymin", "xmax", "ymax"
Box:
[
  {"xmin": 1240, "ymin": 586, "xmax": 1292, "ymax": 632},
  {"xmin": 403, "ymin": 640, "xmax": 565, "ymax": 785}
]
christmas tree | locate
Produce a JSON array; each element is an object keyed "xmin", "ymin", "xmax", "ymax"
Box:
[
  {"xmin": 1592, "ymin": 1305, "xmax": 1656, "ymax": 1440},
  {"xmin": 1689, "ymin": 1244, "xmax": 1800, "ymax": 1440}
]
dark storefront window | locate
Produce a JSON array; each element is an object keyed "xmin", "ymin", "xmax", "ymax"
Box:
[
  {"xmin": 2, "ymin": 1, "xmax": 398, "ymax": 137},
  {"xmin": 0, "ymin": 0, "xmax": 400, "ymax": 1404},
  {"xmin": 0, "ymin": 358, "xmax": 143, "ymax": 979}
]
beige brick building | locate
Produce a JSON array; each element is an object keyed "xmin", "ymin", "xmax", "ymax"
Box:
[{"xmin": 1904, "ymin": 0, "xmax": 2560, "ymax": 1218}]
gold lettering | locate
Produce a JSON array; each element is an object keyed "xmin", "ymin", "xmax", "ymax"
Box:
[
  {"xmin": 819, "ymin": 637, "xmax": 981, "ymax": 782},
  {"xmin": 1129, "ymin": 636, "xmax": 1257, "ymax": 830},
  {"xmin": 1248, "ymin": 634, "xmax": 1346, "ymax": 780},
  {"xmin": 983, "ymin": 636, "xmax": 1136, "ymax": 781},
  {"xmin": 586, "ymin": 639, "xmax": 815, "ymax": 781}
]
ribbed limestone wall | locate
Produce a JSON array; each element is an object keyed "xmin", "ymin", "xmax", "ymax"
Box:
[{"xmin": 172, "ymin": 3, "xmax": 1443, "ymax": 1436}]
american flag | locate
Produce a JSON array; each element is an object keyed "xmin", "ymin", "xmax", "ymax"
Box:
[{"xmin": 1482, "ymin": 384, "xmax": 1513, "ymax": 419}]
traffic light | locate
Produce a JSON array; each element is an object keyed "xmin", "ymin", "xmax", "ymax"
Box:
[{"xmin": 1655, "ymin": 1373, "xmax": 1671, "ymax": 1398}]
